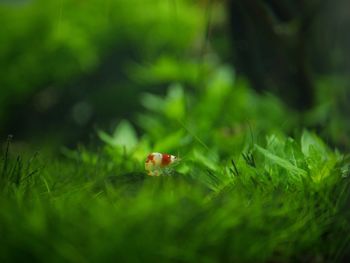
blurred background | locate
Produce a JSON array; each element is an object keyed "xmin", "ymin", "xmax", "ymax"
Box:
[{"xmin": 0, "ymin": 0, "xmax": 349, "ymax": 150}]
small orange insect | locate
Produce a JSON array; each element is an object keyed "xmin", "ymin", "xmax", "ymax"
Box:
[{"xmin": 145, "ymin": 152, "xmax": 179, "ymax": 176}]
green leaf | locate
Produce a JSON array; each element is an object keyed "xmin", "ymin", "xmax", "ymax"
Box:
[
  {"xmin": 140, "ymin": 93, "xmax": 165, "ymax": 113},
  {"xmin": 255, "ymin": 144, "xmax": 307, "ymax": 180},
  {"xmin": 99, "ymin": 120, "xmax": 138, "ymax": 152},
  {"xmin": 164, "ymin": 83, "xmax": 186, "ymax": 120},
  {"xmin": 301, "ymin": 130, "xmax": 328, "ymax": 159},
  {"xmin": 301, "ymin": 130, "xmax": 332, "ymax": 176}
]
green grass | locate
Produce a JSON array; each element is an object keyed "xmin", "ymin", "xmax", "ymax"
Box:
[
  {"xmin": 1, "ymin": 131, "xmax": 349, "ymax": 262},
  {"xmin": 1, "ymin": 89, "xmax": 350, "ymax": 262}
]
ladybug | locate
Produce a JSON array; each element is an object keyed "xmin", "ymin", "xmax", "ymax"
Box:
[{"xmin": 145, "ymin": 152, "xmax": 179, "ymax": 176}]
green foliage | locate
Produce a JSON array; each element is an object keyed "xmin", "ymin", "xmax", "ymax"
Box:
[
  {"xmin": 0, "ymin": 1, "xmax": 349, "ymax": 262},
  {"xmin": 99, "ymin": 120, "xmax": 138, "ymax": 152},
  {"xmin": 1, "ymin": 126, "xmax": 349, "ymax": 262},
  {"xmin": 0, "ymin": 0, "xmax": 203, "ymax": 122},
  {"xmin": 1, "ymin": 62, "xmax": 349, "ymax": 261}
]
